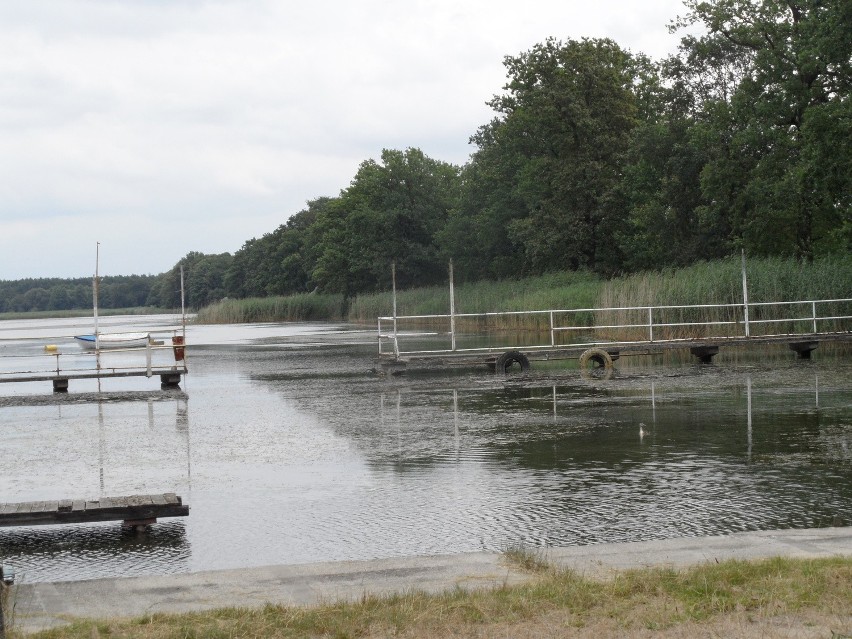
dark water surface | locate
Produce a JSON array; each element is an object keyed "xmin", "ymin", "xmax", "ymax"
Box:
[{"xmin": 1, "ymin": 317, "xmax": 850, "ymax": 583}]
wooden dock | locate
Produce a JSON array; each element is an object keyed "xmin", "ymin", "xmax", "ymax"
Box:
[
  {"xmin": 0, "ymin": 493, "xmax": 189, "ymax": 529},
  {"xmin": 378, "ymin": 296, "xmax": 851, "ymax": 373}
]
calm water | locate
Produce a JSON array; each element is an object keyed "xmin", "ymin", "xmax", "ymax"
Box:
[{"xmin": 0, "ymin": 316, "xmax": 850, "ymax": 583}]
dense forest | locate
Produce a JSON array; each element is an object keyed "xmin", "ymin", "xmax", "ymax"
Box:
[{"xmin": 3, "ymin": 1, "xmax": 850, "ymax": 313}]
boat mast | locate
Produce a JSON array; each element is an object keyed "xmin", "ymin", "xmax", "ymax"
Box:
[{"xmin": 93, "ymin": 242, "xmax": 101, "ymax": 377}]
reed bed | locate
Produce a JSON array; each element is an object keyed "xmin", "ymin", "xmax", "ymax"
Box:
[
  {"xmin": 350, "ymin": 271, "xmax": 603, "ymax": 334},
  {"xmin": 593, "ymin": 255, "xmax": 852, "ymax": 342},
  {"xmin": 193, "ymin": 257, "xmax": 851, "ymax": 343},
  {"xmin": 195, "ymin": 294, "xmax": 346, "ymax": 324}
]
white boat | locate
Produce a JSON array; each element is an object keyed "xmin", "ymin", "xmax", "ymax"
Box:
[{"xmin": 74, "ymin": 332, "xmax": 151, "ymax": 351}]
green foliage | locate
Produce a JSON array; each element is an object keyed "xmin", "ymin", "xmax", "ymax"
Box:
[
  {"xmin": 310, "ymin": 148, "xmax": 461, "ymax": 295},
  {"xmin": 146, "ymin": 251, "xmax": 232, "ymax": 310},
  {"xmin": 672, "ymin": 0, "xmax": 852, "ymax": 260},
  {"xmin": 0, "ymin": 275, "xmax": 157, "ymax": 313},
  {"xmin": 445, "ymin": 38, "xmax": 642, "ymax": 279}
]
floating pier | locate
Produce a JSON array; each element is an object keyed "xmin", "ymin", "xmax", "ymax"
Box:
[
  {"xmin": 377, "ymin": 297, "xmax": 852, "ymax": 373},
  {"xmin": 0, "ymin": 493, "xmax": 189, "ymax": 530}
]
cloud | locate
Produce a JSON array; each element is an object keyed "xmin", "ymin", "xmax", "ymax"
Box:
[{"xmin": 0, "ymin": 0, "xmax": 689, "ymax": 279}]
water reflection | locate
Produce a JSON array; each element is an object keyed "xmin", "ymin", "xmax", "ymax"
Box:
[
  {"xmin": 1, "ymin": 522, "xmax": 189, "ymax": 583},
  {"xmin": 3, "ymin": 318, "xmax": 850, "ymax": 583},
  {"xmin": 1, "ymin": 395, "xmax": 193, "ymax": 581}
]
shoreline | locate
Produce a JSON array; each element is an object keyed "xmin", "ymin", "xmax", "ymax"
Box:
[{"xmin": 10, "ymin": 526, "xmax": 852, "ymax": 633}]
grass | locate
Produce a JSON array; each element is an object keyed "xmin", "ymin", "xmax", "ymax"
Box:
[
  {"xmin": 10, "ymin": 556, "xmax": 850, "ymax": 638},
  {"xmin": 194, "ymin": 294, "xmax": 347, "ymax": 324},
  {"xmin": 192, "ymin": 256, "xmax": 852, "ymax": 337}
]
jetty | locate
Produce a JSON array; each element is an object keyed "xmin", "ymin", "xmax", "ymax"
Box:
[
  {"xmin": 0, "ymin": 493, "xmax": 189, "ymax": 530},
  {"xmin": 0, "ymin": 334, "xmax": 188, "ymax": 392},
  {"xmin": 378, "ymin": 297, "xmax": 852, "ymax": 372}
]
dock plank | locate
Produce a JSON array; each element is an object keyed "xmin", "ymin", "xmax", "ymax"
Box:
[{"xmin": 0, "ymin": 493, "xmax": 189, "ymax": 528}]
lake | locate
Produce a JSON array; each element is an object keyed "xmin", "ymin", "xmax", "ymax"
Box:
[{"xmin": 1, "ymin": 315, "xmax": 850, "ymax": 583}]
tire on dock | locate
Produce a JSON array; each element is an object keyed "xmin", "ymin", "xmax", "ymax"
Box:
[
  {"xmin": 495, "ymin": 350, "xmax": 530, "ymax": 373},
  {"xmin": 579, "ymin": 348, "xmax": 614, "ymax": 373}
]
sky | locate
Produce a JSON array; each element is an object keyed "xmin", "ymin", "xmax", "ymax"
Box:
[{"xmin": 0, "ymin": 0, "xmax": 692, "ymax": 280}]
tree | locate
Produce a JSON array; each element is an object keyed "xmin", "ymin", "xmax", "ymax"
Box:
[
  {"xmin": 310, "ymin": 148, "xmax": 460, "ymax": 293},
  {"xmin": 673, "ymin": 0, "xmax": 852, "ymax": 259},
  {"xmin": 451, "ymin": 38, "xmax": 642, "ymax": 277}
]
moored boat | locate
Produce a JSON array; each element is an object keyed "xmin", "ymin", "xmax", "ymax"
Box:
[{"xmin": 74, "ymin": 332, "xmax": 151, "ymax": 351}]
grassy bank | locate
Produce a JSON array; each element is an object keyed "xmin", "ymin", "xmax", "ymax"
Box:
[
  {"xmin": 193, "ymin": 256, "xmax": 852, "ymax": 332},
  {"xmin": 12, "ymin": 556, "xmax": 851, "ymax": 638},
  {"xmin": 0, "ymin": 307, "xmax": 172, "ymax": 321}
]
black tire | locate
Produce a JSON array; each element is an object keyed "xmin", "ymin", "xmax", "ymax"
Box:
[
  {"xmin": 579, "ymin": 348, "xmax": 613, "ymax": 369},
  {"xmin": 495, "ymin": 350, "xmax": 530, "ymax": 373}
]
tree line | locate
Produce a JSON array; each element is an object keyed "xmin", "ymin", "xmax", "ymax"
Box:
[{"xmin": 4, "ymin": 1, "xmax": 850, "ymax": 313}]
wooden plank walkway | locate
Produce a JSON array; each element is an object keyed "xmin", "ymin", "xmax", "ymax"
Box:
[
  {"xmin": 0, "ymin": 493, "xmax": 189, "ymax": 528},
  {"xmin": 0, "ymin": 366, "xmax": 186, "ymax": 384}
]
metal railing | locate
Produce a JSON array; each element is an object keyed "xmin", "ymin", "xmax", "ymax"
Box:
[
  {"xmin": 0, "ymin": 331, "xmax": 187, "ymax": 383},
  {"xmin": 378, "ymin": 298, "xmax": 852, "ymax": 359}
]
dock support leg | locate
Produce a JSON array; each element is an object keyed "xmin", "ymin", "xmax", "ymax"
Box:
[
  {"xmin": 690, "ymin": 345, "xmax": 719, "ymax": 364},
  {"xmin": 789, "ymin": 341, "xmax": 818, "ymax": 359},
  {"xmin": 52, "ymin": 378, "xmax": 69, "ymax": 393},
  {"xmin": 160, "ymin": 373, "xmax": 182, "ymax": 388},
  {"xmin": 122, "ymin": 517, "xmax": 156, "ymax": 532}
]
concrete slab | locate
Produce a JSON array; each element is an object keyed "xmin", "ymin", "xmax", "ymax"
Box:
[
  {"xmin": 8, "ymin": 527, "xmax": 852, "ymax": 634},
  {"xmin": 545, "ymin": 527, "xmax": 852, "ymax": 577}
]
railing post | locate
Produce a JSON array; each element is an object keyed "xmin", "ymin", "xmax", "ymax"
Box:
[
  {"xmin": 377, "ymin": 318, "xmax": 382, "ymax": 356},
  {"xmin": 449, "ymin": 260, "xmax": 456, "ymax": 351},
  {"xmin": 146, "ymin": 341, "xmax": 152, "ymax": 377},
  {"xmin": 392, "ymin": 263, "xmax": 399, "ymax": 358},
  {"xmin": 648, "ymin": 307, "xmax": 654, "ymax": 342},
  {"xmin": 741, "ymin": 250, "xmax": 750, "ymax": 337},
  {"xmin": 550, "ymin": 311, "xmax": 555, "ymax": 347},
  {"xmin": 812, "ymin": 301, "xmax": 817, "ymax": 333}
]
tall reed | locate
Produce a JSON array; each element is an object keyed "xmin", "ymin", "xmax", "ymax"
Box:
[
  {"xmin": 594, "ymin": 255, "xmax": 852, "ymax": 341},
  {"xmin": 348, "ymin": 271, "xmax": 603, "ymax": 334},
  {"xmin": 195, "ymin": 293, "xmax": 345, "ymax": 324},
  {"xmin": 193, "ymin": 256, "xmax": 851, "ymax": 339}
]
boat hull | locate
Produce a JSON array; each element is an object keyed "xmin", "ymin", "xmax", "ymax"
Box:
[{"xmin": 74, "ymin": 333, "xmax": 151, "ymax": 351}]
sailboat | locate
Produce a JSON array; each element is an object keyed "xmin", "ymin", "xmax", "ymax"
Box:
[{"xmin": 74, "ymin": 243, "xmax": 150, "ymax": 351}]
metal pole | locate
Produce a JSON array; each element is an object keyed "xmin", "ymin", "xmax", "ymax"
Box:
[
  {"xmin": 392, "ymin": 262, "xmax": 399, "ymax": 358},
  {"xmin": 741, "ymin": 249, "xmax": 750, "ymax": 337},
  {"xmin": 648, "ymin": 307, "xmax": 654, "ymax": 342},
  {"xmin": 449, "ymin": 260, "xmax": 456, "ymax": 351},
  {"xmin": 94, "ymin": 242, "xmax": 101, "ymax": 389},
  {"xmin": 550, "ymin": 311, "xmax": 555, "ymax": 347},
  {"xmin": 812, "ymin": 301, "xmax": 817, "ymax": 333},
  {"xmin": 93, "ymin": 241, "xmax": 100, "ymax": 349},
  {"xmin": 180, "ymin": 264, "xmax": 187, "ymax": 370}
]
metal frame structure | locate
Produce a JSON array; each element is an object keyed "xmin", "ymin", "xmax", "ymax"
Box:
[{"xmin": 378, "ymin": 298, "xmax": 852, "ymax": 361}]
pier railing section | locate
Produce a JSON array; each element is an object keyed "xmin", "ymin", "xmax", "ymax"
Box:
[
  {"xmin": 0, "ymin": 330, "xmax": 188, "ymax": 385},
  {"xmin": 378, "ymin": 298, "xmax": 852, "ymax": 358}
]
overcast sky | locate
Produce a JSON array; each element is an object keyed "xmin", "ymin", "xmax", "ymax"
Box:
[{"xmin": 1, "ymin": 0, "xmax": 691, "ymax": 280}]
